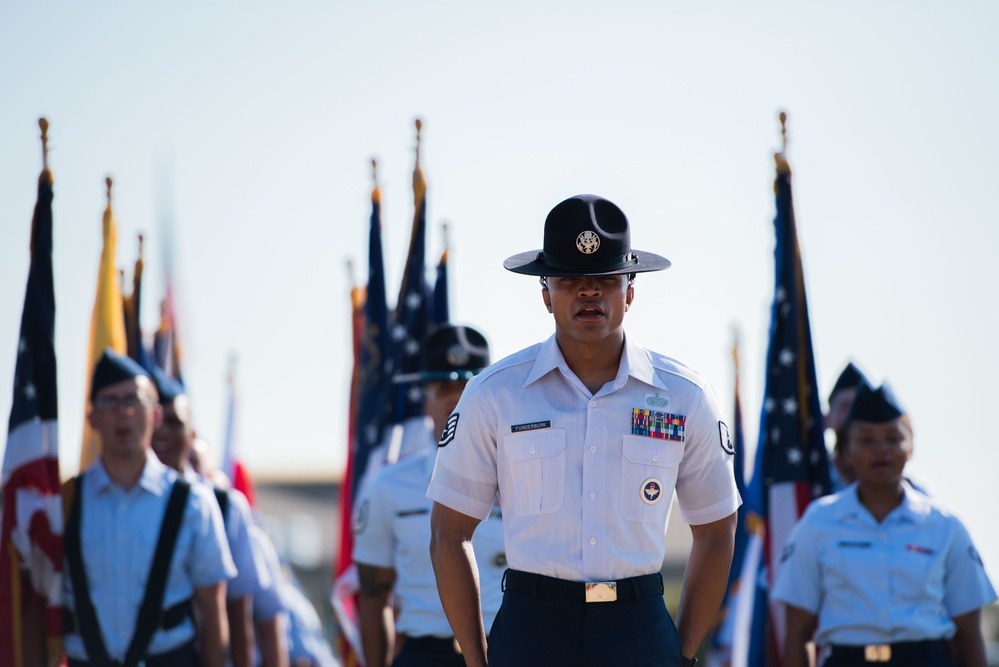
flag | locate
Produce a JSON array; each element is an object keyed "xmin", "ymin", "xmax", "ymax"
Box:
[
  {"xmin": 705, "ymin": 337, "xmax": 750, "ymax": 666},
  {"xmin": 429, "ymin": 231, "xmax": 449, "ymax": 330},
  {"xmin": 1, "ymin": 119, "xmax": 64, "ymax": 666},
  {"xmin": 732, "ymin": 118, "xmax": 832, "ymax": 667},
  {"xmin": 122, "ymin": 234, "xmax": 156, "ymax": 372},
  {"xmin": 80, "ymin": 177, "xmax": 128, "ymax": 471},
  {"xmin": 152, "ymin": 291, "xmax": 184, "ymax": 386},
  {"xmin": 332, "ymin": 164, "xmax": 392, "ymax": 667},
  {"xmin": 221, "ymin": 364, "xmax": 256, "ymax": 507},
  {"xmin": 389, "ymin": 120, "xmax": 430, "ymax": 424}
]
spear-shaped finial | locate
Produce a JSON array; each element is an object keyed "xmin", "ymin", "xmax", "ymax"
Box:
[
  {"xmin": 138, "ymin": 233, "xmax": 145, "ymax": 259},
  {"xmin": 415, "ymin": 118, "xmax": 423, "ymax": 167},
  {"xmin": 371, "ymin": 158, "xmax": 381, "ymax": 204},
  {"xmin": 779, "ymin": 111, "xmax": 788, "ymax": 154},
  {"xmin": 227, "ymin": 353, "xmax": 238, "ymax": 386},
  {"xmin": 39, "ymin": 117, "xmax": 50, "ymax": 170},
  {"xmin": 346, "ymin": 257, "xmax": 356, "ymax": 288},
  {"xmin": 105, "ymin": 176, "xmax": 114, "ymax": 207}
]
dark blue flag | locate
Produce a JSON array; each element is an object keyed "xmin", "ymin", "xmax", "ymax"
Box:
[{"xmin": 429, "ymin": 243, "xmax": 449, "ymax": 331}]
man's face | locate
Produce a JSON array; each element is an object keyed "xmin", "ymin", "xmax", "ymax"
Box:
[
  {"xmin": 88, "ymin": 377, "xmax": 161, "ymax": 459},
  {"xmin": 152, "ymin": 395, "xmax": 194, "ymax": 471},
  {"xmin": 424, "ymin": 380, "xmax": 468, "ymax": 438},
  {"xmin": 542, "ymin": 274, "xmax": 633, "ymax": 347}
]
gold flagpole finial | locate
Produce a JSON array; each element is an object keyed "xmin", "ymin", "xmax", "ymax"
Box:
[
  {"xmin": 775, "ymin": 111, "xmax": 791, "ymax": 177},
  {"xmin": 371, "ymin": 158, "xmax": 381, "ymax": 204},
  {"xmin": 779, "ymin": 111, "xmax": 788, "ymax": 154},
  {"xmin": 138, "ymin": 233, "xmax": 145, "ymax": 259},
  {"xmin": 105, "ymin": 177, "xmax": 114, "ymax": 207},
  {"xmin": 415, "ymin": 118, "xmax": 423, "ymax": 166},
  {"xmin": 39, "ymin": 117, "xmax": 50, "ymax": 168},
  {"xmin": 118, "ymin": 268, "xmax": 126, "ymax": 292}
]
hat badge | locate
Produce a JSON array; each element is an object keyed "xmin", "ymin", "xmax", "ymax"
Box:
[
  {"xmin": 445, "ymin": 343, "xmax": 471, "ymax": 367},
  {"xmin": 576, "ymin": 230, "xmax": 600, "ymax": 255}
]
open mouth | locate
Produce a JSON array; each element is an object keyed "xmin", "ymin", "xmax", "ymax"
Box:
[{"xmin": 576, "ymin": 305, "xmax": 604, "ymax": 320}]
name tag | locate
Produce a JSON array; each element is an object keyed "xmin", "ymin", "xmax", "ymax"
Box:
[{"xmin": 511, "ymin": 420, "xmax": 551, "ymax": 433}]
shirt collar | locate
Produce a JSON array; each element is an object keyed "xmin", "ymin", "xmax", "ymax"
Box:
[
  {"xmin": 834, "ymin": 481, "xmax": 931, "ymax": 524},
  {"xmin": 92, "ymin": 451, "xmax": 170, "ymax": 497},
  {"xmin": 523, "ymin": 333, "xmax": 667, "ymax": 393}
]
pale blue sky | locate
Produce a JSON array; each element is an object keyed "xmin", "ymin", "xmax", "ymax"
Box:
[{"xmin": 2, "ymin": 1, "xmax": 997, "ymax": 575}]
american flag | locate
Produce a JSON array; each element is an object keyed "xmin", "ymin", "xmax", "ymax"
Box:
[
  {"xmin": 732, "ymin": 143, "xmax": 831, "ymax": 667},
  {"xmin": 0, "ymin": 130, "xmax": 64, "ymax": 665}
]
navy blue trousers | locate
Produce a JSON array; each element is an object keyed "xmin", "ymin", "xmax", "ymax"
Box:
[
  {"xmin": 487, "ymin": 587, "xmax": 682, "ymax": 666},
  {"xmin": 392, "ymin": 635, "xmax": 466, "ymax": 667}
]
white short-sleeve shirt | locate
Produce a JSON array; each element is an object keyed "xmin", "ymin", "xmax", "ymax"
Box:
[
  {"xmin": 354, "ymin": 447, "xmax": 506, "ymax": 636},
  {"xmin": 773, "ymin": 482, "xmax": 997, "ymax": 646},
  {"xmin": 428, "ymin": 334, "xmax": 741, "ymax": 581}
]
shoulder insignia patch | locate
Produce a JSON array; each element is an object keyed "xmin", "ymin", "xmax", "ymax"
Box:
[
  {"xmin": 718, "ymin": 421, "xmax": 735, "ymax": 455},
  {"xmin": 352, "ymin": 499, "xmax": 370, "ymax": 535},
  {"xmin": 438, "ymin": 413, "xmax": 459, "ymax": 447}
]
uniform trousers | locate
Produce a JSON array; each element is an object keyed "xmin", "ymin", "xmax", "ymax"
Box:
[
  {"xmin": 824, "ymin": 639, "xmax": 951, "ymax": 667},
  {"xmin": 67, "ymin": 639, "xmax": 199, "ymax": 667},
  {"xmin": 393, "ymin": 635, "xmax": 466, "ymax": 667},
  {"xmin": 487, "ymin": 571, "xmax": 681, "ymax": 667}
]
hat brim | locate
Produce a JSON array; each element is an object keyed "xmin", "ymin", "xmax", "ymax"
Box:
[
  {"xmin": 392, "ymin": 369, "xmax": 484, "ymax": 384},
  {"xmin": 502, "ymin": 249, "xmax": 671, "ymax": 277}
]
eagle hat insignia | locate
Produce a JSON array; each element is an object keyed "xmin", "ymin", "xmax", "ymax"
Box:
[
  {"xmin": 576, "ymin": 230, "xmax": 600, "ymax": 254},
  {"xmin": 641, "ymin": 478, "xmax": 663, "ymax": 505}
]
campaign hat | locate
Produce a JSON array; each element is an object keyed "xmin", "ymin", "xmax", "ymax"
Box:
[
  {"xmin": 503, "ymin": 194, "xmax": 670, "ymax": 277},
  {"xmin": 90, "ymin": 348, "xmax": 151, "ymax": 401},
  {"xmin": 846, "ymin": 380, "xmax": 906, "ymax": 423},
  {"xmin": 393, "ymin": 324, "xmax": 490, "ymax": 384}
]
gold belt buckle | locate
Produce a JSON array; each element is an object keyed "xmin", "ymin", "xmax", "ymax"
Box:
[
  {"xmin": 864, "ymin": 645, "xmax": 891, "ymax": 662},
  {"xmin": 584, "ymin": 581, "xmax": 617, "ymax": 602}
]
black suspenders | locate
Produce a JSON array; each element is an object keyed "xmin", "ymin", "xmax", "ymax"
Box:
[{"xmin": 65, "ymin": 476, "xmax": 192, "ymax": 667}]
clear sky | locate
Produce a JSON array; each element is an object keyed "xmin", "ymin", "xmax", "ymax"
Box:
[{"xmin": 2, "ymin": 1, "xmax": 997, "ymax": 576}]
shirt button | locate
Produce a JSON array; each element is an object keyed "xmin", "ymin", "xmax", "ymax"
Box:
[
  {"xmin": 589, "ymin": 492, "xmax": 596, "ymax": 500},
  {"xmin": 652, "ymin": 455, "xmax": 659, "ymax": 462},
  {"xmin": 529, "ymin": 447, "xmax": 536, "ymax": 454},
  {"xmin": 589, "ymin": 401, "xmax": 596, "ymax": 408},
  {"xmin": 589, "ymin": 538, "xmax": 597, "ymax": 545},
  {"xmin": 590, "ymin": 446, "xmax": 597, "ymax": 453}
]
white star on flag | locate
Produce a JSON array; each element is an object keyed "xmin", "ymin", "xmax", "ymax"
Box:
[
  {"xmin": 771, "ymin": 427, "xmax": 781, "ymax": 443},
  {"xmin": 779, "ymin": 348, "xmax": 795, "ymax": 367},
  {"xmin": 391, "ymin": 324, "xmax": 407, "ymax": 341},
  {"xmin": 18, "ymin": 338, "xmax": 28, "ymax": 355},
  {"xmin": 406, "ymin": 291, "xmax": 421, "ymax": 309},
  {"xmin": 22, "ymin": 382, "xmax": 37, "ymax": 400},
  {"xmin": 765, "ymin": 397, "xmax": 776, "ymax": 413},
  {"xmin": 783, "ymin": 398, "xmax": 798, "ymax": 415},
  {"xmin": 787, "ymin": 447, "xmax": 803, "ymax": 465},
  {"xmin": 776, "ymin": 286, "xmax": 786, "ymax": 302},
  {"xmin": 404, "ymin": 339, "xmax": 420, "ymax": 355}
]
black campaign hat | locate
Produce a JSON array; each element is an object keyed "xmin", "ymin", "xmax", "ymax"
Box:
[
  {"xmin": 846, "ymin": 381, "xmax": 906, "ymax": 423},
  {"xmin": 90, "ymin": 348, "xmax": 151, "ymax": 401},
  {"xmin": 503, "ymin": 194, "xmax": 671, "ymax": 277},
  {"xmin": 829, "ymin": 362, "xmax": 869, "ymax": 403},
  {"xmin": 393, "ymin": 325, "xmax": 490, "ymax": 384}
]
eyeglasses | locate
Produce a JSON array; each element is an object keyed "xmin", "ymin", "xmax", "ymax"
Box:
[{"xmin": 92, "ymin": 394, "xmax": 151, "ymax": 413}]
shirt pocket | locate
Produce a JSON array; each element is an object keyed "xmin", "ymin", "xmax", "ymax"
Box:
[
  {"xmin": 620, "ymin": 435, "xmax": 683, "ymax": 522},
  {"xmin": 501, "ymin": 429, "xmax": 566, "ymax": 516}
]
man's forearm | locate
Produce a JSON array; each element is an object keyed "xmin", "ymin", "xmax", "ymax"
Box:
[
  {"xmin": 358, "ymin": 595, "xmax": 394, "ymax": 667},
  {"xmin": 195, "ymin": 583, "xmax": 230, "ymax": 667},
  {"xmin": 227, "ymin": 596, "xmax": 254, "ymax": 667},
  {"xmin": 675, "ymin": 513, "xmax": 736, "ymax": 659},
  {"xmin": 430, "ymin": 503, "xmax": 487, "ymax": 667}
]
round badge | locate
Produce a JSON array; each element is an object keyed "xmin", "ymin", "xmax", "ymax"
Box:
[
  {"xmin": 352, "ymin": 499, "xmax": 370, "ymax": 534},
  {"xmin": 445, "ymin": 343, "xmax": 471, "ymax": 367},
  {"xmin": 492, "ymin": 552, "xmax": 507, "ymax": 569},
  {"xmin": 641, "ymin": 478, "xmax": 663, "ymax": 505},
  {"xmin": 576, "ymin": 230, "xmax": 600, "ymax": 254}
]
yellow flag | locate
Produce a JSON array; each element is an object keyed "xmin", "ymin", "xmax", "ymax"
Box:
[{"xmin": 79, "ymin": 178, "xmax": 127, "ymax": 471}]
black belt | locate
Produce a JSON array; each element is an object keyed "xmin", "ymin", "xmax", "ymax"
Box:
[
  {"xmin": 502, "ymin": 569, "xmax": 664, "ymax": 603},
  {"xmin": 64, "ymin": 598, "xmax": 193, "ymax": 637},
  {"xmin": 829, "ymin": 639, "xmax": 948, "ymax": 664},
  {"xmin": 401, "ymin": 634, "xmax": 462, "ymax": 654},
  {"xmin": 67, "ymin": 638, "xmax": 197, "ymax": 667}
]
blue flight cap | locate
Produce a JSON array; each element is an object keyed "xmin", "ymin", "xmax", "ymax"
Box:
[
  {"xmin": 90, "ymin": 348, "xmax": 151, "ymax": 401},
  {"xmin": 829, "ymin": 362, "xmax": 869, "ymax": 403},
  {"xmin": 150, "ymin": 365, "xmax": 185, "ymax": 404},
  {"xmin": 846, "ymin": 380, "xmax": 906, "ymax": 423}
]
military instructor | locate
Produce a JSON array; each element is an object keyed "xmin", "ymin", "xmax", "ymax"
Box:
[{"xmin": 428, "ymin": 194, "xmax": 741, "ymax": 667}]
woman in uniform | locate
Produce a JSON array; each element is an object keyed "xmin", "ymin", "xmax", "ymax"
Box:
[{"xmin": 773, "ymin": 381, "xmax": 996, "ymax": 667}]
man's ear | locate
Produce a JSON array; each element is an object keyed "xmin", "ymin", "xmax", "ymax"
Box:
[
  {"xmin": 542, "ymin": 288, "xmax": 553, "ymax": 314},
  {"xmin": 625, "ymin": 284, "xmax": 635, "ymax": 309},
  {"xmin": 86, "ymin": 408, "xmax": 99, "ymax": 429}
]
